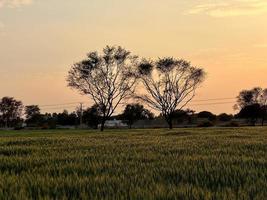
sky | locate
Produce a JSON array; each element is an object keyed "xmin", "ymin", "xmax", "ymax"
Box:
[{"xmin": 0, "ymin": 0, "xmax": 267, "ymax": 114}]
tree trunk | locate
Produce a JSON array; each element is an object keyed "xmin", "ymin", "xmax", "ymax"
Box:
[
  {"xmin": 262, "ymin": 107, "xmax": 266, "ymax": 126},
  {"xmin": 250, "ymin": 118, "xmax": 256, "ymax": 126},
  {"xmin": 100, "ymin": 119, "xmax": 105, "ymax": 132},
  {"xmin": 167, "ymin": 118, "xmax": 173, "ymax": 129},
  {"xmin": 164, "ymin": 114, "xmax": 173, "ymax": 129},
  {"xmin": 5, "ymin": 119, "xmax": 8, "ymax": 129},
  {"xmin": 169, "ymin": 121, "xmax": 173, "ymax": 129}
]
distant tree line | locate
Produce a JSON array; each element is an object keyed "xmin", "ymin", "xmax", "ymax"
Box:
[
  {"xmin": 0, "ymin": 91, "xmax": 266, "ymax": 130},
  {"xmin": 0, "ymin": 97, "xmax": 154, "ymax": 129}
]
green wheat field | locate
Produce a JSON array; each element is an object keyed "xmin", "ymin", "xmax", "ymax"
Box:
[{"xmin": 0, "ymin": 127, "xmax": 266, "ymax": 200}]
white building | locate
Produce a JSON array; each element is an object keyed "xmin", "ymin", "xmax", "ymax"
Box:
[{"xmin": 99, "ymin": 119, "xmax": 128, "ymax": 128}]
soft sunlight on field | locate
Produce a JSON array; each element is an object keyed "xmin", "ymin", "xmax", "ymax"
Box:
[{"xmin": 0, "ymin": 128, "xmax": 266, "ymax": 199}]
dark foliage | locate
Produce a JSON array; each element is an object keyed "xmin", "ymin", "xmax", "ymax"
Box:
[
  {"xmin": 83, "ymin": 105, "xmax": 102, "ymax": 129},
  {"xmin": 236, "ymin": 87, "xmax": 267, "ymax": 126},
  {"xmin": 170, "ymin": 109, "xmax": 195, "ymax": 124},
  {"xmin": 198, "ymin": 121, "xmax": 214, "ymax": 127},
  {"xmin": 237, "ymin": 104, "xmax": 262, "ymax": 126},
  {"xmin": 198, "ymin": 111, "xmax": 217, "ymax": 121},
  {"xmin": 25, "ymin": 105, "xmax": 42, "ymax": 127},
  {"xmin": 224, "ymin": 121, "xmax": 240, "ymax": 127},
  {"xmin": 138, "ymin": 60, "xmax": 153, "ymax": 76},
  {"xmin": 55, "ymin": 110, "xmax": 78, "ymax": 126},
  {"xmin": 122, "ymin": 104, "xmax": 154, "ymax": 128},
  {"xmin": 217, "ymin": 113, "xmax": 233, "ymax": 122},
  {"xmin": 0, "ymin": 97, "xmax": 23, "ymax": 128}
]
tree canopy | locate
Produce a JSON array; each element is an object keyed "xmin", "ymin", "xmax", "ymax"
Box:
[
  {"xmin": 136, "ymin": 57, "xmax": 205, "ymax": 129},
  {"xmin": 122, "ymin": 103, "xmax": 154, "ymax": 128},
  {"xmin": 0, "ymin": 97, "xmax": 23, "ymax": 128},
  {"xmin": 67, "ymin": 46, "xmax": 138, "ymax": 131},
  {"xmin": 236, "ymin": 87, "xmax": 267, "ymax": 126}
]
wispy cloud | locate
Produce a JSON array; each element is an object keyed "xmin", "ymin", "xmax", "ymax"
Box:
[
  {"xmin": 186, "ymin": 0, "xmax": 267, "ymax": 17},
  {"xmin": 0, "ymin": 0, "xmax": 32, "ymax": 8},
  {"xmin": 0, "ymin": 21, "xmax": 5, "ymax": 35},
  {"xmin": 0, "ymin": 0, "xmax": 33, "ymax": 35}
]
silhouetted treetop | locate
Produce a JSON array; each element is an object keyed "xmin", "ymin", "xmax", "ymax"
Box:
[
  {"xmin": 236, "ymin": 87, "xmax": 263, "ymax": 109},
  {"xmin": 236, "ymin": 87, "xmax": 267, "ymax": 126},
  {"xmin": 0, "ymin": 97, "xmax": 23, "ymax": 128},
  {"xmin": 156, "ymin": 57, "xmax": 178, "ymax": 73},
  {"xmin": 138, "ymin": 59, "xmax": 153, "ymax": 76},
  {"xmin": 25, "ymin": 105, "xmax": 41, "ymax": 120}
]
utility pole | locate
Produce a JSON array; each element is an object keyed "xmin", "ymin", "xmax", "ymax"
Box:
[{"xmin": 80, "ymin": 103, "xmax": 83, "ymax": 127}]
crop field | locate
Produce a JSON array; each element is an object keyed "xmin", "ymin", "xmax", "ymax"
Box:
[{"xmin": 0, "ymin": 128, "xmax": 266, "ymax": 200}]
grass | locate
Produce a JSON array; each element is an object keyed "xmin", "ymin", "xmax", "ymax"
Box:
[{"xmin": 0, "ymin": 127, "xmax": 266, "ymax": 200}]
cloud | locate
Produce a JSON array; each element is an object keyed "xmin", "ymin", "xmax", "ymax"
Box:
[
  {"xmin": 0, "ymin": 0, "xmax": 32, "ymax": 8},
  {"xmin": 0, "ymin": 1, "xmax": 33, "ymax": 35},
  {"xmin": 186, "ymin": 0, "xmax": 267, "ymax": 17}
]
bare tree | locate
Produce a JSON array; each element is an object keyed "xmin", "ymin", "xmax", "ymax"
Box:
[
  {"xmin": 136, "ymin": 58, "xmax": 205, "ymax": 129},
  {"xmin": 67, "ymin": 46, "xmax": 138, "ymax": 131}
]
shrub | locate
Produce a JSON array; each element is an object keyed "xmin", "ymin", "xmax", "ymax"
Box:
[
  {"xmin": 14, "ymin": 126, "xmax": 24, "ymax": 130},
  {"xmin": 224, "ymin": 121, "xmax": 240, "ymax": 127},
  {"xmin": 197, "ymin": 121, "xmax": 214, "ymax": 127},
  {"xmin": 218, "ymin": 113, "xmax": 233, "ymax": 122}
]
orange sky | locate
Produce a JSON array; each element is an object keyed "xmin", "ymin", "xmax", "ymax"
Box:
[{"xmin": 0, "ymin": 0, "xmax": 266, "ymax": 114}]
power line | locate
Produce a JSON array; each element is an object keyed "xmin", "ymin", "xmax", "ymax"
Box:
[
  {"xmin": 189, "ymin": 101, "xmax": 236, "ymax": 106},
  {"xmin": 39, "ymin": 102, "xmax": 84, "ymax": 108},
  {"xmin": 190, "ymin": 97, "xmax": 235, "ymax": 102},
  {"xmin": 34, "ymin": 97, "xmax": 236, "ymax": 108},
  {"xmin": 26, "ymin": 97, "xmax": 237, "ymax": 112},
  {"xmin": 40, "ymin": 101, "xmax": 237, "ymax": 112},
  {"xmin": 41, "ymin": 106, "xmax": 78, "ymax": 111}
]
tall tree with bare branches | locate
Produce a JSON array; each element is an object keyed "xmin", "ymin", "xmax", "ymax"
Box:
[
  {"xmin": 67, "ymin": 46, "xmax": 138, "ymax": 131},
  {"xmin": 136, "ymin": 58, "xmax": 205, "ymax": 129}
]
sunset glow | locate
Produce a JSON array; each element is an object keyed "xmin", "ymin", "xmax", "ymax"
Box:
[{"xmin": 0, "ymin": 0, "xmax": 266, "ymax": 114}]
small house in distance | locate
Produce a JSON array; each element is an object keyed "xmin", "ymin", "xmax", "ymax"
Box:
[{"xmin": 99, "ymin": 119, "xmax": 128, "ymax": 129}]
